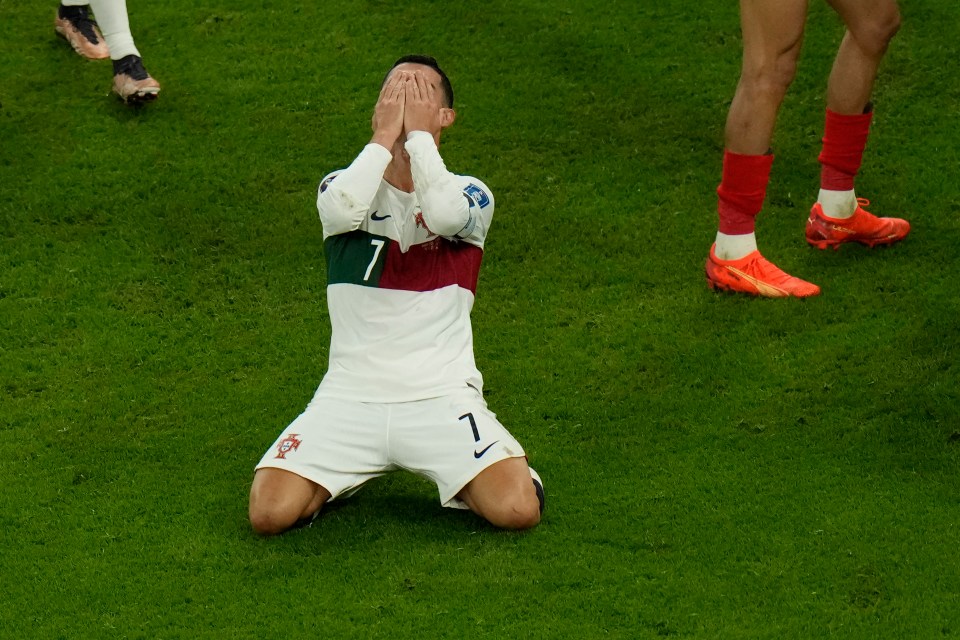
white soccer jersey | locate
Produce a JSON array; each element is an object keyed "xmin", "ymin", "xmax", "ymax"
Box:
[{"xmin": 313, "ymin": 132, "xmax": 495, "ymax": 403}]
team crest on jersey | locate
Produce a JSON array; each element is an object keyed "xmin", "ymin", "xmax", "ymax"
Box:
[
  {"xmin": 275, "ymin": 434, "xmax": 302, "ymax": 459},
  {"xmin": 464, "ymin": 183, "xmax": 490, "ymax": 208},
  {"xmin": 415, "ymin": 210, "xmax": 437, "ymax": 238}
]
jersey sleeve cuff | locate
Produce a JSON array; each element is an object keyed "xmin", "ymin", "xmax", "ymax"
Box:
[
  {"xmin": 364, "ymin": 142, "xmax": 395, "ymax": 164},
  {"xmin": 404, "ymin": 131, "xmax": 437, "ymax": 151}
]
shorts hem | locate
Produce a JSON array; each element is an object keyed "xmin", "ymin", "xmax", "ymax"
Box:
[
  {"xmin": 254, "ymin": 461, "xmax": 343, "ymax": 500},
  {"xmin": 439, "ymin": 452, "xmax": 527, "ymax": 508}
]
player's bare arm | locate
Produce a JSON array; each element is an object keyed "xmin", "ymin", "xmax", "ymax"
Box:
[{"xmin": 389, "ymin": 69, "xmax": 469, "ymax": 235}]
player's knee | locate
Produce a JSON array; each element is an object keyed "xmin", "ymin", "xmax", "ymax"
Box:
[
  {"xmin": 513, "ymin": 504, "xmax": 542, "ymax": 530},
  {"xmin": 741, "ymin": 56, "xmax": 798, "ymax": 103},
  {"xmin": 487, "ymin": 494, "xmax": 541, "ymax": 530},
  {"xmin": 854, "ymin": 8, "xmax": 901, "ymax": 56},
  {"xmin": 249, "ymin": 504, "xmax": 298, "ymax": 536}
]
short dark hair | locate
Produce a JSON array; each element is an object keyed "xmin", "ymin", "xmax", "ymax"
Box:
[{"xmin": 385, "ymin": 54, "xmax": 454, "ymax": 108}]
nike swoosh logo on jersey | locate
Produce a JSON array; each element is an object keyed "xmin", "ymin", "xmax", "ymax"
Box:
[
  {"xmin": 474, "ymin": 441, "xmax": 499, "ymax": 459},
  {"xmin": 370, "ymin": 210, "xmax": 391, "ymax": 221}
]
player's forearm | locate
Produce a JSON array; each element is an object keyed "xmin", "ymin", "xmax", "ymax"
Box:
[
  {"xmin": 404, "ymin": 132, "xmax": 471, "ymax": 237},
  {"xmin": 317, "ymin": 144, "xmax": 393, "ymax": 236}
]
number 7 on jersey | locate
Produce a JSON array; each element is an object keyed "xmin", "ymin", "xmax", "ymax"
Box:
[{"xmin": 364, "ymin": 239, "xmax": 386, "ymax": 281}]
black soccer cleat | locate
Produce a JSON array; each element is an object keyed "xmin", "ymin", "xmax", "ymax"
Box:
[
  {"xmin": 530, "ymin": 468, "xmax": 545, "ymax": 514},
  {"xmin": 112, "ymin": 54, "xmax": 160, "ymax": 104},
  {"xmin": 55, "ymin": 4, "xmax": 110, "ymax": 59}
]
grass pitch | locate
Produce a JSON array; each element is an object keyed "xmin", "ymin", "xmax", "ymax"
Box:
[{"xmin": 2, "ymin": 1, "xmax": 959, "ymax": 637}]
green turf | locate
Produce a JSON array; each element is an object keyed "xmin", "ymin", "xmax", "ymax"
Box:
[{"xmin": 2, "ymin": 0, "xmax": 959, "ymax": 637}]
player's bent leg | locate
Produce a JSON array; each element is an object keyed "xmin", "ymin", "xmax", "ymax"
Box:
[
  {"xmin": 828, "ymin": 0, "xmax": 900, "ymax": 59},
  {"xmin": 85, "ymin": 0, "xmax": 161, "ymax": 104},
  {"xmin": 456, "ymin": 457, "xmax": 542, "ymax": 530},
  {"xmin": 249, "ymin": 468, "xmax": 331, "ymax": 536},
  {"xmin": 725, "ymin": 0, "xmax": 808, "ymax": 153},
  {"xmin": 825, "ymin": 0, "xmax": 900, "ymax": 114}
]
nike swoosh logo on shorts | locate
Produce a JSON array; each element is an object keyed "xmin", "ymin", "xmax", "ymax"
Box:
[
  {"xmin": 474, "ymin": 441, "xmax": 499, "ymax": 459},
  {"xmin": 370, "ymin": 210, "xmax": 391, "ymax": 221}
]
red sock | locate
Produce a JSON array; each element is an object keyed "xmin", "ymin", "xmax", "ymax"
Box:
[
  {"xmin": 818, "ymin": 107, "xmax": 873, "ymax": 191},
  {"xmin": 716, "ymin": 150, "xmax": 774, "ymax": 235}
]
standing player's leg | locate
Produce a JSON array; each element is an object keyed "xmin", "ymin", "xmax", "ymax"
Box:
[
  {"xmin": 456, "ymin": 458, "xmax": 543, "ymax": 530},
  {"xmin": 706, "ymin": 0, "xmax": 821, "ymax": 298},
  {"xmin": 806, "ymin": 0, "xmax": 909, "ymax": 249},
  {"xmin": 724, "ymin": 0, "xmax": 808, "ymax": 156},
  {"xmin": 87, "ymin": 0, "xmax": 161, "ymax": 103},
  {"xmin": 249, "ymin": 469, "xmax": 331, "ymax": 536}
]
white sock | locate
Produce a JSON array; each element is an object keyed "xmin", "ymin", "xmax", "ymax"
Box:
[
  {"xmin": 817, "ymin": 189, "xmax": 857, "ymax": 219},
  {"xmin": 60, "ymin": 0, "xmax": 88, "ymax": 7},
  {"xmin": 714, "ymin": 231, "xmax": 757, "ymax": 261},
  {"xmin": 88, "ymin": 0, "xmax": 140, "ymax": 60}
]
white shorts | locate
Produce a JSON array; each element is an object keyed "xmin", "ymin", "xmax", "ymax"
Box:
[{"xmin": 255, "ymin": 387, "xmax": 526, "ymax": 509}]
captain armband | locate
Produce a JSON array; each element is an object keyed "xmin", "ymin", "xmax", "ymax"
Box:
[{"xmin": 454, "ymin": 193, "xmax": 480, "ymax": 238}]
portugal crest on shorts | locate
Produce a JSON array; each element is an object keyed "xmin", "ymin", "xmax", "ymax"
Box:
[{"xmin": 275, "ymin": 434, "xmax": 302, "ymax": 459}]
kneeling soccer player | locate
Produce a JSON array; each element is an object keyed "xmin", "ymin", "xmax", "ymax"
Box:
[{"xmin": 249, "ymin": 55, "xmax": 544, "ymax": 535}]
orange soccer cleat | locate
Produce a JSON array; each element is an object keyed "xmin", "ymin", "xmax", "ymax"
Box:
[
  {"xmin": 706, "ymin": 244, "xmax": 821, "ymax": 298},
  {"xmin": 806, "ymin": 198, "xmax": 910, "ymax": 250}
]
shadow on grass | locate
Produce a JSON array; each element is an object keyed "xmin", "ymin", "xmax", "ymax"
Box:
[{"xmin": 222, "ymin": 475, "xmax": 514, "ymax": 554}]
